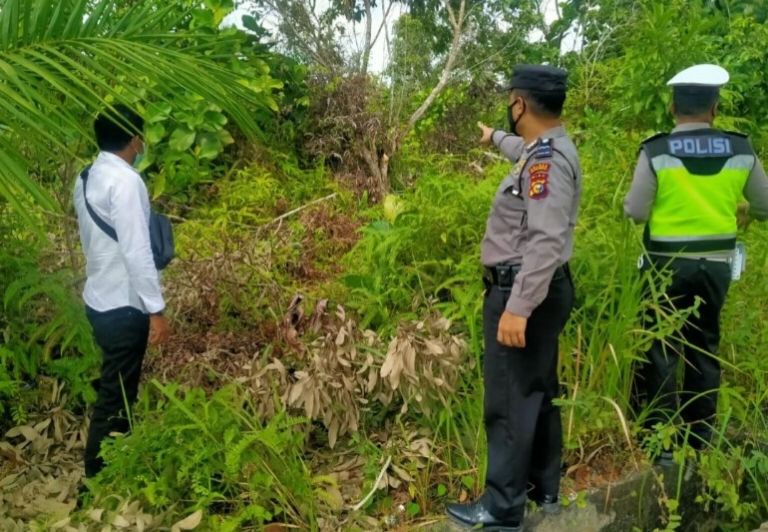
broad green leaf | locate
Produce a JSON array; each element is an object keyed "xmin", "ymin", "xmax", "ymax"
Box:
[
  {"xmin": 203, "ymin": 110, "xmax": 227, "ymax": 128},
  {"xmin": 217, "ymin": 129, "xmax": 234, "ymax": 146},
  {"xmin": 242, "ymin": 15, "xmax": 261, "ymax": 34},
  {"xmin": 145, "ymin": 102, "xmax": 172, "ymax": 123},
  {"xmin": 191, "ymin": 9, "xmax": 214, "ymax": 29},
  {"xmin": 152, "ymin": 173, "xmax": 166, "ymax": 200},
  {"xmin": 169, "ymin": 127, "xmax": 196, "ymax": 152},
  {"xmin": 197, "ymin": 132, "xmax": 222, "ymax": 160},
  {"xmin": 145, "ymin": 122, "xmax": 165, "ymax": 144}
]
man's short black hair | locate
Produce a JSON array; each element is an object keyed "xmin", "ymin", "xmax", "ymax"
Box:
[
  {"xmin": 515, "ymin": 89, "xmax": 566, "ymax": 119},
  {"xmin": 94, "ymin": 104, "xmax": 144, "ymax": 152},
  {"xmin": 672, "ymin": 87, "xmax": 719, "ymax": 117}
]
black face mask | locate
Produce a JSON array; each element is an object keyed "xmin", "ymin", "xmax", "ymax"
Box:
[{"xmin": 507, "ymin": 100, "xmax": 525, "ymax": 136}]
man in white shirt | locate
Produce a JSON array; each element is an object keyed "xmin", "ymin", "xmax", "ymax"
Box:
[{"xmin": 73, "ymin": 105, "xmax": 170, "ymax": 479}]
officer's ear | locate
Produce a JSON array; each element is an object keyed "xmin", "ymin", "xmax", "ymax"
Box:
[
  {"xmin": 712, "ymin": 101, "xmax": 719, "ymax": 120},
  {"xmin": 669, "ymin": 102, "xmax": 675, "ymax": 117}
]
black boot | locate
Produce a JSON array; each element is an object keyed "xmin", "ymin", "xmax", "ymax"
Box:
[
  {"xmin": 530, "ymin": 493, "xmax": 559, "ymax": 515},
  {"xmin": 445, "ymin": 500, "xmax": 523, "ymax": 532},
  {"xmin": 75, "ymin": 483, "xmax": 90, "ymax": 510},
  {"xmin": 654, "ymin": 450, "xmax": 675, "ymax": 468}
]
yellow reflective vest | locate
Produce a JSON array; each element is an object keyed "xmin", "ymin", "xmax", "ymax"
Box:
[{"xmin": 641, "ymin": 129, "xmax": 754, "ymax": 254}]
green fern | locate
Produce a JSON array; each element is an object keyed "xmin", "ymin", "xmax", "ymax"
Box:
[
  {"xmin": 224, "ymin": 432, "xmax": 262, "ymax": 478},
  {"xmin": 94, "ymin": 383, "xmax": 319, "ymax": 530},
  {"xmin": 2, "ymin": 265, "xmax": 100, "ymax": 405}
]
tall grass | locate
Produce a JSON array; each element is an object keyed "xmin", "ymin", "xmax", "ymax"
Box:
[{"xmin": 342, "ymin": 139, "xmax": 768, "ymax": 526}]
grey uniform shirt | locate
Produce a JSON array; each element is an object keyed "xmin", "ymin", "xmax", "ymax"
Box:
[
  {"xmin": 624, "ymin": 122, "xmax": 768, "ymax": 256},
  {"xmin": 481, "ymin": 126, "xmax": 582, "ymax": 318}
]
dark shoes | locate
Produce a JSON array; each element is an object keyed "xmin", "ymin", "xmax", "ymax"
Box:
[
  {"xmin": 530, "ymin": 494, "xmax": 559, "ymax": 515},
  {"xmin": 654, "ymin": 450, "xmax": 675, "ymax": 468},
  {"xmin": 446, "ymin": 501, "xmax": 523, "ymax": 532},
  {"xmin": 75, "ymin": 483, "xmax": 90, "ymax": 510}
]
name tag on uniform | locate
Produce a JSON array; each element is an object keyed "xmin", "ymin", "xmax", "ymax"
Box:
[{"xmin": 667, "ymin": 136, "xmax": 732, "ymax": 158}]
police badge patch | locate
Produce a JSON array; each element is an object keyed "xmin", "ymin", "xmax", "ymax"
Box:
[
  {"xmin": 529, "ymin": 173, "xmax": 549, "ymax": 199},
  {"xmin": 528, "ymin": 162, "xmax": 551, "ymax": 175},
  {"xmin": 528, "ymin": 162, "xmax": 550, "ymax": 200}
]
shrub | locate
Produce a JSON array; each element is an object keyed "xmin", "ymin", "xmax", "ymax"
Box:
[{"xmin": 94, "ymin": 381, "xmax": 329, "ymax": 531}]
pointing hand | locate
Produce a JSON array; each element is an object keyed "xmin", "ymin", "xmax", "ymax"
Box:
[{"xmin": 478, "ymin": 122, "xmax": 494, "ymax": 146}]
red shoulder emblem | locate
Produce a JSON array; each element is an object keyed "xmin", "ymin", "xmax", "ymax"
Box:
[
  {"xmin": 528, "ymin": 162, "xmax": 551, "ymax": 175},
  {"xmin": 528, "ymin": 163, "xmax": 550, "ymax": 200}
]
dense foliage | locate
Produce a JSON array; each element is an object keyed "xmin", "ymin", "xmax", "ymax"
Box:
[{"xmin": 3, "ymin": 0, "xmax": 768, "ymax": 531}]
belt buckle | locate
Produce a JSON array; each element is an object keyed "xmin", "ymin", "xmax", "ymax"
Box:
[{"xmin": 496, "ymin": 265, "xmax": 513, "ymax": 288}]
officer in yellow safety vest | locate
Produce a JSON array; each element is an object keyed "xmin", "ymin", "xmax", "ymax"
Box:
[{"xmin": 624, "ymin": 64, "xmax": 768, "ymax": 464}]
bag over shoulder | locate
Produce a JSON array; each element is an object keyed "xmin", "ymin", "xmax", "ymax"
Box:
[{"xmin": 80, "ymin": 163, "xmax": 175, "ymax": 271}]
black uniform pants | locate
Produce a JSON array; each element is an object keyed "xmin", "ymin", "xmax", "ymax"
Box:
[
  {"xmin": 84, "ymin": 306, "xmax": 150, "ymax": 478},
  {"xmin": 638, "ymin": 257, "xmax": 730, "ymax": 449},
  {"xmin": 481, "ymin": 270, "xmax": 574, "ymax": 522}
]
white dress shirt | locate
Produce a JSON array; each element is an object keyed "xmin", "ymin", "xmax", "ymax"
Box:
[{"xmin": 73, "ymin": 151, "xmax": 165, "ymax": 314}]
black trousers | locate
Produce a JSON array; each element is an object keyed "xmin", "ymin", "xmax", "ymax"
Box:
[
  {"xmin": 638, "ymin": 257, "xmax": 731, "ymax": 449},
  {"xmin": 482, "ymin": 271, "xmax": 574, "ymax": 522},
  {"xmin": 84, "ymin": 306, "xmax": 150, "ymax": 478}
]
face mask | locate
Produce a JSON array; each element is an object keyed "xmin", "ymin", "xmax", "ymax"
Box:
[
  {"xmin": 507, "ymin": 100, "xmax": 525, "ymax": 136},
  {"xmin": 133, "ymin": 139, "xmax": 146, "ymax": 169}
]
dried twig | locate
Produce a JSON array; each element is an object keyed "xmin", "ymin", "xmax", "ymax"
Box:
[
  {"xmin": 350, "ymin": 455, "xmax": 392, "ymax": 511},
  {"xmin": 258, "ymin": 193, "xmax": 338, "ymax": 230}
]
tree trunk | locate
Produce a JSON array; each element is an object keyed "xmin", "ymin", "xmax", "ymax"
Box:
[
  {"xmin": 361, "ymin": 145, "xmax": 386, "ymax": 194},
  {"xmin": 376, "ymin": 0, "xmax": 467, "ymax": 195},
  {"xmin": 360, "ymin": 0, "xmax": 373, "ymax": 75}
]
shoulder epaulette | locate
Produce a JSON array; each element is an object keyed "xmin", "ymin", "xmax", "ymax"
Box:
[
  {"xmin": 722, "ymin": 130, "xmax": 748, "ymax": 138},
  {"xmin": 641, "ymin": 132, "xmax": 668, "ymax": 144},
  {"xmin": 533, "ymin": 138, "xmax": 553, "ymax": 159}
]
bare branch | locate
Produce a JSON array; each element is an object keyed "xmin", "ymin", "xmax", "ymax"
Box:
[
  {"xmin": 260, "ymin": 193, "xmax": 339, "ymax": 230},
  {"xmin": 398, "ymin": 0, "xmax": 467, "ymax": 145},
  {"xmin": 258, "ymin": 0, "xmax": 343, "ymax": 69},
  {"xmin": 441, "ymin": 0, "xmax": 459, "ymax": 30}
]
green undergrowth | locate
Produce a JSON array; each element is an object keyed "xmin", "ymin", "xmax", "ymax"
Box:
[
  {"xmin": 4, "ymin": 127, "xmax": 768, "ymax": 529},
  {"xmin": 336, "ymin": 128, "xmax": 768, "ymax": 528},
  {"xmin": 0, "ymin": 209, "xmax": 99, "ymax": 426},
  {"xmin": 163, "ymin": 158, "xmax": 361, "ymax": 330},
  {"xmin": 89, "ymin": 381, "xmax": 329, "ymax": 532}
]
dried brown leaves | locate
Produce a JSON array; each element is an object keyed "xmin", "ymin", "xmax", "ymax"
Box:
[
  {"xmin": 380, "ymin": 316, "xmax": 469, "ymax": 415},
  {"xmin": 0, "ymin": 380, "xmax": 83, "ymax": 527},
  {"xmin": 247, "ymin": 298, "xmax": 468, "ymax": 450},
  {"xmin": 0, "ymin": 378, "xmax": 163, "ymax": 532}
]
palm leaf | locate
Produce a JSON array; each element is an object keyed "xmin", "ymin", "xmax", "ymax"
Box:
[{"xmin": 0, "ymin": 0, "xmax": 275, "ymax": 220}]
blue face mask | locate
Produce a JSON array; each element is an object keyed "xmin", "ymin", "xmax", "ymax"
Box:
[{"xmin": 133, "ymin": 140, "xmax": 146, "ymax": 169}]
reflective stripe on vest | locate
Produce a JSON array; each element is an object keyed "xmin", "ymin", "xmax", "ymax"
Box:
[{"xmin": 641, "ymin": 130, "xmax": 754, "ymax": 254}]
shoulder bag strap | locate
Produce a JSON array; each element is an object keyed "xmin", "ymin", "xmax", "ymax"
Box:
[{"xmin": 81, "ymin": 163, "xmax": 118, "ymax": 242}]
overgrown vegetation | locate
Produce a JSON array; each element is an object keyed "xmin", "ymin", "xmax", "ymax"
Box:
[{"xmin": 3, "ymin": 0, "xmax": 768, "ymax": 531}]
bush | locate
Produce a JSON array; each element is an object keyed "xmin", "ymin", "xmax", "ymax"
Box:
[
  {"xmin": 0, "ymin": 210, "xmax": 99, "ymax": 417},
  {"xmin": 341, "ymin": 164, "xmax": 503, "ymax": 333},
  {"xmin": 164, "ymin": 160, "xmax": 358, "ymax": 330},
  {"xmin": 94, "ymin": 381, "xmax": 329, "ymax": 531}
]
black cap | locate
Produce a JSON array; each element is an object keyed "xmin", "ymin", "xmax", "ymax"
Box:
[{"xmin": 504, "ymin": 64, "xmax": 568, "ymax": 92}]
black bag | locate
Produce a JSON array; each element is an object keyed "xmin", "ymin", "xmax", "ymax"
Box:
[{"xmin": 81, "ymin": 164, "xmax": 175, "ymax": 270}]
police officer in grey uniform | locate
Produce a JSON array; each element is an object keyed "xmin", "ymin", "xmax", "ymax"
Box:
[
  {"xmin": 625, "ymin": 64, "xmax": 768, "ymax": 462},
  {"xmin": 446, "ymin": 65, "xmax": 582, "ymax": 532}
]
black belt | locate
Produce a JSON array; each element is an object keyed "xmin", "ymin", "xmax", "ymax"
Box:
[
  {"xmin": 646, "ymin": 253, "xmax": 732, "ymax": 265},
  {"xmin": 484, "ymin": 263, "xmax": 569, "ymax": 288}
]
